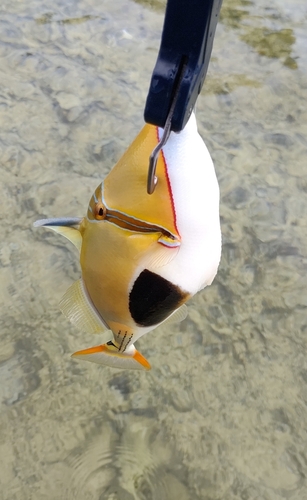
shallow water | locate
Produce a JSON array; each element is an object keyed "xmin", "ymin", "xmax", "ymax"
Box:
[{"xmin": 0, "ymin": 0, "xmax": 307, "ymax": 498}]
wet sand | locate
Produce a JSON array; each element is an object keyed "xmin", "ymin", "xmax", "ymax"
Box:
[{"xmin": 0, "ymin": 0, "xmax": 307, "ymax": 498}]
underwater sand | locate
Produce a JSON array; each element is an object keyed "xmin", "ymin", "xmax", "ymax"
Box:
[{"xmin": 0, "ymin": 0, "xmax": 307, "ymax": 498}]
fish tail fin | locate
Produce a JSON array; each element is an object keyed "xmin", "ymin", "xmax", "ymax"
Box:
[{"xmin": 71, "ymin": 342, "xmax": 151, "ymax": 371}]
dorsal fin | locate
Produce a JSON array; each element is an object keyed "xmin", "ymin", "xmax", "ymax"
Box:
[
  {"xmin": 34, "ymin": 218, "xmax": 83, "ymax": 252},
  {"xmin": 45, "ymin": 226, "xmax": 82, "ymax": 251},
  {"xmin": 59, "ymin": 279, "xmax": 109, "ymax": 334}
]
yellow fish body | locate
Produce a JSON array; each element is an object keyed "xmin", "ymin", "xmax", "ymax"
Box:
[{"xmin": 35, "ymin": 113, "xmax": 221, "ymax": 370}]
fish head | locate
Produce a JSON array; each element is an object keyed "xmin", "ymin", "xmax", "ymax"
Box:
[{"xmin": 83, "ymin": 123, "xmax": 181, "ymax": 247}]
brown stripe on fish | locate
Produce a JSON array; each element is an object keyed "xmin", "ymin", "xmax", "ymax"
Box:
[
  {"xmin": 114, "ymin": 329, "xmax": 134, "ymax": 352},
  {"xmin": 129, "ymin": 269, "xmax": 189, "ymax": 327},
  {"xmin": 88, "ymin": 199, "xmax": 179, "ymax": 241}
]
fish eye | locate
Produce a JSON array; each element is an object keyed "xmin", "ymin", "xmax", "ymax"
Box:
[{"xmin": 95, "ymin": 203, "xmax": 106, "ymax": 220}]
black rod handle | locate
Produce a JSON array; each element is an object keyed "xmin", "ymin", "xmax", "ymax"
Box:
[{"xmin": 144, "ymin": 0, "xmax": 223, "ymax": 132}]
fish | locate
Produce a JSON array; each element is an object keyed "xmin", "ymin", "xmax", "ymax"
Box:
[{"xmin": 34, "ymin": 112, "xmax": 221, "ymax": 370}]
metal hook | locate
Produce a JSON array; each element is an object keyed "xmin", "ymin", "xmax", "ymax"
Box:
[
  {"xmin": 147, "ymin": 59, "xmax": 187, "ymax": 195},
  {"xmin": 147, "ymin": 114, "xmax": 172, "ymax": 195}
]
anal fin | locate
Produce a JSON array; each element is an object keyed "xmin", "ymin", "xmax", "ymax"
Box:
[
  {"xmin": 162, "ymin": 304, "xmax": 188, "ymax": 325},
  {"xmin": 71, "ymin": 343, "xmax": 151, "ymax": 371}
]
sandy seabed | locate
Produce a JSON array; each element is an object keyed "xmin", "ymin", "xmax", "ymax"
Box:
[{"xmin": 0, "ymin": 0, "xmax": 307, "ymax": 499}]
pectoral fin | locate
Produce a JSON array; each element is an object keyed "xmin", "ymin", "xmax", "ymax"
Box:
[
  {"xmin": 71, "ymin": 342, "xmax": 151, "ymax": 371},
  {"xmin": 34, "ymin": 218, "xmax": 83, "ymax": 251},
  {"xmin": 145, "ymin": 242, "xmax": 180, "ymax": 269}
]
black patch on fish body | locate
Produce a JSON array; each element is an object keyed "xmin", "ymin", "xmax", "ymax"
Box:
[{"xmin": 129, "ymin": 269, "xmax": 188, "ymax": 327}]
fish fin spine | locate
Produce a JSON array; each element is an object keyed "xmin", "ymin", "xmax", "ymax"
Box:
[{"xmin": 34, "ymin": 218, "xmax": 83, "ymax": 252}]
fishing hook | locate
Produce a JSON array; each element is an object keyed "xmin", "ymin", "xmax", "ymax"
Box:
[{"xmin": 147, "ymin": 59, "xmax": 187, "ymax": 195}]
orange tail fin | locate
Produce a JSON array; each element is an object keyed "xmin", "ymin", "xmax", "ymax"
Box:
[{"xmin": 71, "ymin": 342, "xmax": 151, "ymax": 371}]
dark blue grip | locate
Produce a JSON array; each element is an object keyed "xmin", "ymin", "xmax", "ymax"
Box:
[{"xmin": 144, "ymin": 0, "xmax": 223, "ymax": 132}]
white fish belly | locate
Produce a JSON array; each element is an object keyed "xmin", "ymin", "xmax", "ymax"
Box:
[{"xmin": 154, "ymin": 113, "xmax": 221, "ymax": 293}]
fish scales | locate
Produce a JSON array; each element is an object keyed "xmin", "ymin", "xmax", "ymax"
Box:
[{"xmin": 34, "ymin": 113, "xmax": 221, "ymax": 370}]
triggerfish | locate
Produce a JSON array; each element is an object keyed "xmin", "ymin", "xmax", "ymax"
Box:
[{"xmin": 34, "ymin": 112, "xmax": 221, "ymax": 370}]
